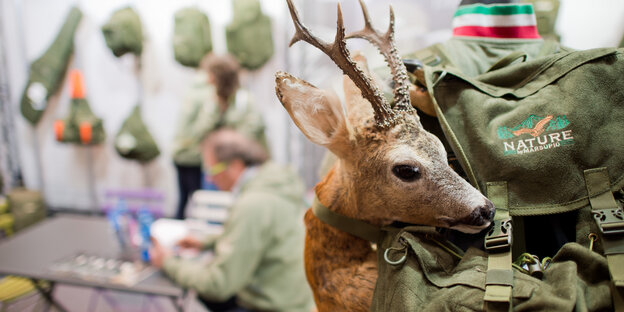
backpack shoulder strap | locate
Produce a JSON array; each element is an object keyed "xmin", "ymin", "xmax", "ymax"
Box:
[
  {"xmin": 483, "ymin": 182, "xmax": 514, "ymax": 311},
  {"xmin": 583, "ymin": 168, "xmax": 624, "ymax": 309}
]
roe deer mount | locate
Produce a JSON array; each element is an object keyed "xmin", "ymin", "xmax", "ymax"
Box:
[{"xmin": 275, "ymin": 0, "xmax": 496, "ymax": 310}]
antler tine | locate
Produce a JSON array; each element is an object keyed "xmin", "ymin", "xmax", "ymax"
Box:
[
  {"xmin": 346, "ymin": 0, "xmax": 414, "ymax": 112},
  {"xmin": 285, "ymin": 0, "xmax": 396, "ymax": 128}
]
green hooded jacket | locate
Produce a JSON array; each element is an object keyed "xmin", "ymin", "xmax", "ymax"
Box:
[
  {"xmin": 162, "ymin": 162, "xmax": 314, "ymax": 311},
  {"xmin": 171, "ymin": 71, "xmax": 266, "ymax": 166}
]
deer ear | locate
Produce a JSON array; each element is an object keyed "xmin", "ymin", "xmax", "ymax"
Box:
[{"xmin": 275, "ymin": 72, "xmax": 351, "ymax": 157}]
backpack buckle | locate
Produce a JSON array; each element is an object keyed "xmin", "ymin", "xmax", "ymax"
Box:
[
  {"xmin": 592, "ymin": 207, "xmax": 624, "ymax": 235},
  {"xmin": 484, "ymin": 218, "xmax": 513, "ymax": 252}
]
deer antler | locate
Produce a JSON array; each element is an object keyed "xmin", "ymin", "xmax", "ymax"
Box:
[
  {"xmin": 286, "ymin": 0, "xmax": 396, "ymax": 128},
  {"xmin": 346, "ymin": 0, "xmax": 413, "ymax": 112}
]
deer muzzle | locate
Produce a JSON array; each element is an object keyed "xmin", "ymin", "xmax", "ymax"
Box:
[{"xmin": 459, "ymin": 200, "xmax": 496, "ymax": 227}]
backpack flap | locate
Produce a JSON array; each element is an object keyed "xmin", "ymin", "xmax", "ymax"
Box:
[
  {"xmin": 371, "ymin": 228, "xmax": 612, "ymax": 311},
  {"xmin": 425, "ymin": 48, "xmax": 624, "ymax": 216}
]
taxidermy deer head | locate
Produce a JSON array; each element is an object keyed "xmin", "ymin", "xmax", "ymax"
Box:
[{"xmin": 276, "ymin": 0, "xmax": 494, "ymax": 231}]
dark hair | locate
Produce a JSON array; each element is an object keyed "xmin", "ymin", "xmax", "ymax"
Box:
[
  {"xmin": 200, "ymin": 53, "xmax": 240, "ymax": 102},
  {"xmin": 203, "ymin": 128, "xmax": 268, "ymax": 167}
]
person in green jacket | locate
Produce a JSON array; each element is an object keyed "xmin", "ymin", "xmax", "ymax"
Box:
[
  {"xmin": 171, "ymin": 53, "xmax": 267, "ymax": 220},
  {"xmin": 151, "ymin": 128, "xmax": 314, "ymax": 312}
]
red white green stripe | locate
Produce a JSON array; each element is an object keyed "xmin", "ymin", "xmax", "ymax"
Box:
[{"xmin": 452, "ymin": 4, "xmax": 540, "ymax": 39}]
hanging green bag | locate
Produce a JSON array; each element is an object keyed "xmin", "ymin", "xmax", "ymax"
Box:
[
  {"xmin": 173, "ymin": 7, "xmax": 212, "ymax": 68},
  {"xmin": 20, "ymin": 6, "xmax": 82, "ymax": 126},
  {"xmin": 101, "ymin": 7, "xmax": 143, "ymax": 57},
  {"xmin": 54, "ymin": 70, "xmax": 106, "ymax": 145},
  {"xmin": 114, "ymin": 105, "xmax": 160, "ymax": 163},
  {"xmin": 225, "ymin": 0, "xmax": 274, "ymax": 70}
]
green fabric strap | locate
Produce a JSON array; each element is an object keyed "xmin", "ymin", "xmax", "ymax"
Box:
[
  {"xmin": 583, "ymin": 168, "xmax": 624, "ymax": 293},
  {"xmin": 485, "ymin": 182, "xmax": 513, "ymax": 311},
  {"xmin": 486, "ymin": 51, "xmax": 527, "ymax": 73},
  {"xmin": 311, "ymin": 197, "xmax": 382, "ymax": 243},
  {"xmin": 428, "ymin": 78, "xmax": 481, "ymax": 191}
]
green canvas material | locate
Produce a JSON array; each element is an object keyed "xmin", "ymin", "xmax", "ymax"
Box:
[
  {"xmin": 7, "ymin": 188, "xmax": 45, "ymax": 233},
  {"xmin": 20, "ymin": 7, "xmax": 82, "ymax": 125},
  {"xmin": 225, "ymin": 0, "xmax": 274, "ymax": 70},
  {"xmin": 173, "ymin": 7, "xmax": 212, "ymax": 68},
  {"xmin": 371, "ymin": 227, "xmax": 613, "ymax": 311},
  {"xmin": 522, "ymin": 0, "xmax": 560, "ymax": 41},
  {"xmin": 423, "ymin": 47, "xmax": 624, "ymax": 217},
  {"xmin": 56, "ymin": 98, "xmax": 106, "ymax": 145},
  {"xmin": 114, "ymin": 105, "xmax": 160, "ymax": 163},
  {"xmin": 101, "ymin": 7, "xmax": 143, "ymax": 57}
]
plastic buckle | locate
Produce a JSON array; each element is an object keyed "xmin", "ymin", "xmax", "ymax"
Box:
[
  {"xmin": 484, "ymin": 218, "xmax": 513, "ymax": 252},
  {"xmin": 592, "ymin": 207, "xmax": 624, "ymax": 235}
]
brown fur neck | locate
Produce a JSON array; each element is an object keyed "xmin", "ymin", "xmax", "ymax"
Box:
[{"xmin": 304, "ymin": 166, "xmax": 378, "ymax": 311}]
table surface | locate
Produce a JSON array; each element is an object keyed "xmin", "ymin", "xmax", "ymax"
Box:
[{"xmin": 0, "ymin": 214, "xmax": 184, "ymax": 297}]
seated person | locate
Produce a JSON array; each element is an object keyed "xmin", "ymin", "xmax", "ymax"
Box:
[{"xmin": 151, "ymin": 128, "xmax": 314, "ymax": 312}]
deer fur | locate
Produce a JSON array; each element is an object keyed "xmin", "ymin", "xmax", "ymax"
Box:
[{"xmin": 275, "ymin": 1, "xmax": 495, "ymax": 310}]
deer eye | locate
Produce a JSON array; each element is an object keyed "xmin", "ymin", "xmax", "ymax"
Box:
[{"xmin": 392, "ymin": 165, "xmax": 421, "ymax": 182}]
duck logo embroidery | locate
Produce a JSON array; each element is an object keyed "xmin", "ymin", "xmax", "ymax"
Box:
[{"xmin": 497, "ymin": 114, "xmax": 574, "ymax": 155}]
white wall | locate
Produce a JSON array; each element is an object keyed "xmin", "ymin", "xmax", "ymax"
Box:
[{"xmin": 2, "ymin": 0, "xmax": 623, "ymax": 216}]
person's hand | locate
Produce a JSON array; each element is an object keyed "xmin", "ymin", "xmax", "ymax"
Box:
[
  {"xmin": 176, "ymin": 235, "xmax": 203, "ymax": 250},
  {"xmin": 149, "ymin": 236, "xmax": 172, "ymax": 269}
]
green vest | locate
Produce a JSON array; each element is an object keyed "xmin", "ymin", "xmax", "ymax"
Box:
[{"xmin": 20, "ymin": 7, "xmax": 82, "ymax": 125}]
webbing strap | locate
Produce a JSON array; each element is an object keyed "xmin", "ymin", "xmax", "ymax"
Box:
[
  {"xmin": 583, "ymin": 168, "xmax": 624, "ymax": 310},
  {"xmin": 484, "ymin": 182, "xmax": 513, "ymax": 311},
  {"xmin": 311, "ymin": 196, "xmax": 382, "ymax": 243}
]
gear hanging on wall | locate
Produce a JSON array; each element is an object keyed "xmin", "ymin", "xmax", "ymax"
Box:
[
  {"xmin": 101, "ymin": 7, "xmax": 143, "ymax": 57},
  {"xmin": 20, "ymin": 6, "xmax": 82, "ymax": 126},
  {"xmin": 53, "ymin": 69, "xmax": 106, "ymax": 145},
  {"xmin": 172, "ymin": 7, "xmax": 213, "ymax": 68},
  {"xmin": 225, "ymin": 0, "xmax": 274, "ymax": 70},
  {"xmin": 114, "ymin": 104, "xmax": 160, "ymax": 163}
]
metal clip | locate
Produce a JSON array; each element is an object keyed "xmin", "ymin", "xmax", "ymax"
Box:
[
  {"xmin": 592, "ymin": 207, "xmax": 624, "ymax": 235},
  {"xmin": 484, "ymin": 218, "xmax": 513, "ymax": 252},
  {"xmin": 528, "ymin": 258, "xmax": 543, "ymax": 279}
]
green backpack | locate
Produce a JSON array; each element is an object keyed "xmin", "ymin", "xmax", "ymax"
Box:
[
  {"xmin": 225, "ymin": 0, "xmax": 274, "ymax": 70},
  {"xmin": 20, "ymin": 6, "xmax": 82, "ymax": 126},
  {"xmin": 114, "ymin": 105, "xmax": 160, "ymax": 163},
  {"xmin": 391, "ymin": 47, "xmax": 624, "ymax": 310},
  {"xmin": 316, "ymin": 46, "xmax": 624, "ymax": 311},
  {"xmin": 173, "ymin": 7, "xmax": 213, "ymax": 68},
  {"xmin": 101, "ymin": 7, "xmax": 143, "ymax": 57}
]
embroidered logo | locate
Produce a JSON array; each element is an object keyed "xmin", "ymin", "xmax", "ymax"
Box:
[{"xmin": 497, "ymin": 114, "xmax": 574, "ymax": 155}]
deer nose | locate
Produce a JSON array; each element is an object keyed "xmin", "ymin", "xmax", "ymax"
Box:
[{"xmin": 461, "ymin": 200, "xmax": 496, "ymax": 226}]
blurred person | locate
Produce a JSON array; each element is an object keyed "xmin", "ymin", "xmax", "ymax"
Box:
[
  {"xmin": 171, "ymin": 53, "xmax": 266, "ymax": 220},
  {"xmin": 151, "ymin": 128, "xmax": 313, "ymax": 312}
]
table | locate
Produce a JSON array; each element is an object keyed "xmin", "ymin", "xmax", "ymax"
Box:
[{"xmin": 0, "ymin": 214, "xmax": 188, "ymax": 311}]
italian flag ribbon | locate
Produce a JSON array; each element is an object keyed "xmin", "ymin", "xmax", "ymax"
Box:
[{"xmin": 452, "ymin": 4, "xmax": 541, "ymax": 39}]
